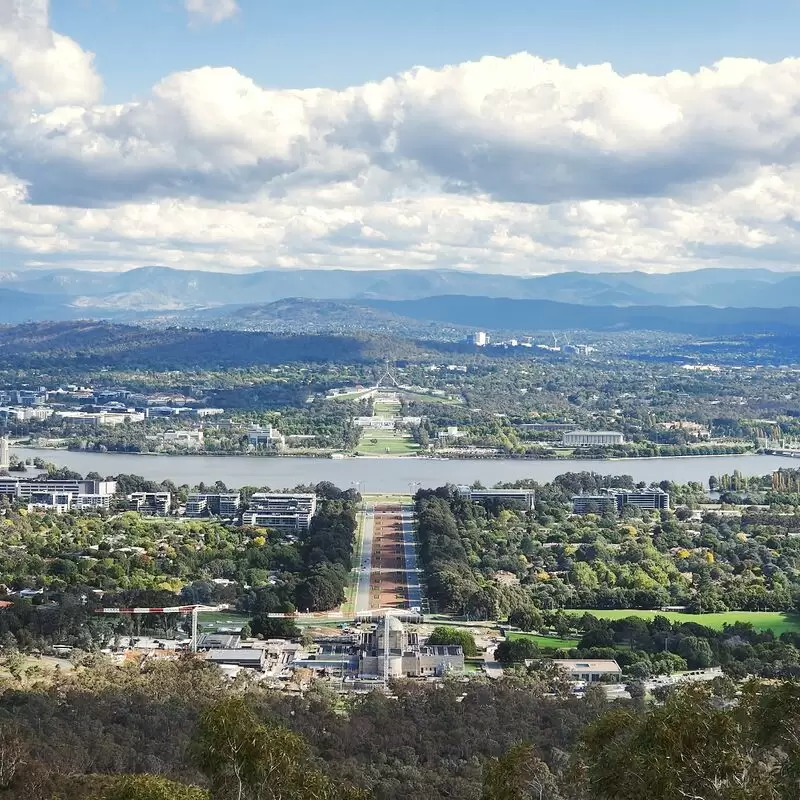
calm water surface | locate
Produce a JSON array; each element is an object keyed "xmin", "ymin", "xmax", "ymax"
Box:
[{"xmin": 10, "ymin": 448, "xmax": 800, "ymax": 492}]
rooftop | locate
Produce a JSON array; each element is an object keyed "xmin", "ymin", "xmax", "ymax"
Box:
[{"xmin": 553, "ymin": 659, "xmax": 621, "ymax": 672}]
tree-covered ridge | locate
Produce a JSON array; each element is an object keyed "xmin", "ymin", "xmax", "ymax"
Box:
[
  {"xmin": 415, "ymin": 473, "xmax": 800, "ymax": 619},
  {"xmin": 0, "ymin": 657, "xmax": 799, "ymax": 799}
]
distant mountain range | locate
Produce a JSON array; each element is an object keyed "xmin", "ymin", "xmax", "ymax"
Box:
[
  {"xmin": 2, "ymin": 266, "xmax": 800, "ymax": 336},
  {"xmin": 1, "ymin": 266, "xmax": 800, "ymax": 323},
  {"xmin": 363, "ymin": 296, "xmax": 800, "ymax": 336}
]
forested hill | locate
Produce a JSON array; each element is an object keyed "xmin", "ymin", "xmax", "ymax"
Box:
[
  {"xmin": 0, "ymin": 322, "xmax": 424, "ymax": 369},
  {"xmin": 366, "ymin": 296, "xmax": 800, "ymax": 336}
]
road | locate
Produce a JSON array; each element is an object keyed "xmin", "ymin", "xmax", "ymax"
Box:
[
  {"xmin": 353, "ymin": 503, "xmax": 374, "ymax": 614},
  {"xmin": 400, "ymin": 503, "xmax": 423, "ymax": 609}
]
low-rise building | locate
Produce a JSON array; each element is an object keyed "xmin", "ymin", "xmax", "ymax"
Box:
[
  {"xmin": 516, "ymin": 422, "xmax": 576, "ymax": 432},
  {"xmin": 0, "ymin": 477, "xmax": 117, "ymax": 512},
  {"xmin": 55, "ymin": 410, "xmax": 145, "ymax": 426},
  {"xmin": 358, "ymin": 614, "xmax": 464, "ymax": 678},
  {"xmin": 0, "ymin": 406, "xmax": 53, "ymax": 422},
  {"xmin": 246, "ymin": 424, "xmax": 285, "ymax": 450},
  {"xmin": 185, "ymin": 492, "xmax": 241, "ymax": 517},
  {"xmin": 28, "ymin": 491, "xmax": 72, "ymax": 514},
  {"xmin": 205, "ymin": 649, "xmax": 266, "ymax": 670},
  {"xmin": 161, "ymin": 430, "xmax": 204, "ymax": 449},
  {"xmin": 563, "ymin": 430, "xmax": 624, "ymax": 447},
  {"xmin": 572, "ymin": 487, "xmax": 670, "ymax": 515},
  {"xmin": 242, "ymin": 493, "xmax": 317, "ymax": 531},
  {"xmin": 553, "ymin": 659, "xmax": 622, "ymax": 683},
  {"xmin": 197, "ymin": 633, "xmax": 241, "ymax": 650},
  {"xmin": 457, "ymin": 486, "xmax": 535, "ymax": 510},
  {"xmin": 195, "ymin": 408, "xmax": 225, "ymax": 417},
  {"xmin": 128, "ymin": 492, "xmax": 171, "ymax": 516}
]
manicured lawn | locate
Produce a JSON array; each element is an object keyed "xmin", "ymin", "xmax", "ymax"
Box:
[
  {"xmin": 356, "ymin": 431, "xmax": 418, "ymax": 454},
  {"xmin": 398, "ymin": 390, "xmax": 462, "ymax": 405},
  {"xmin": 565, "ymin": 609, "xmax": 800, "ymax": 636},
  {"xmin": 363, "ymin": 493, "xmax": 413, "ymax": 503},
  {"xmin": 507, "ymin": 632, "xmax": 580, "ymax": 649}
]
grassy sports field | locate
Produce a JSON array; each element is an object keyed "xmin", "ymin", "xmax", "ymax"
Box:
[
  {"xmin": 506, "ymin": 632, "xmax": 581, "ymax": 649},
  {"xmin": 564, "ymin": 609, "xmax": 800, "ymax": 635}
]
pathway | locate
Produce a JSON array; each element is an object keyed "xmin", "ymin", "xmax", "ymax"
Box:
[
  {"xmin": 353, "ymin": 503, "xmax": 374, "ymax": 614},
  {"xmin": 400, "ymin": 503, "xmax": 423, "ymax": 609}
]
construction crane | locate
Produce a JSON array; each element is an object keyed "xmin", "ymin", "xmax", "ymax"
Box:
[{"xmin": 94, "ymin": 604, "xmax": 227, "ymax": 652}]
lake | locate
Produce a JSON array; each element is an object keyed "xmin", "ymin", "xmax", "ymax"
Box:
[{"xmin": 10, "ymin": 447, "xmax": 800, "ymax": 492}]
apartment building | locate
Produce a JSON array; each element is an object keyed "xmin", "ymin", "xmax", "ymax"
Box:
[
  {"xmin": 185, "ymin": 492, "xmax": 241, "ymax": 517},
  {"xmin": 572, "ymin": 487, "xmax": 670, "ymax": 515},
  {"xmin": 127, "ymin": 492, "xmax": 172, "ymax": 516},
  {"xmin": 242, "ymin": 493, "xmax": 317, "ymax": 531},
  {"xmin": 0, "ymin": 435, "xmax": 8, "ymax": 470}
]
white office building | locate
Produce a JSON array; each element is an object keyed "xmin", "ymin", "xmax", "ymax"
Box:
[
  {"xmin": 246, "ymin": 425, "xmax": 285, "ymax": 450},
  {"xmin": 161, "ymin": 430, "xmax": 204, "ymax": 449},
  {"xmin": 0, "ymin": 435, "xmax": 8, "ymax": 470},
  {"xmin": 562, "ymin": 430, "xmax": 624, "ymax": 447},
  {"xmin": 0, "ymin": 478, "xmax": 117, "ymax": 513}
]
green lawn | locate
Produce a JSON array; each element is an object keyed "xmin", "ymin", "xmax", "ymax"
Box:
[
  {"xmin": 507, "ymin": 632, "xmax": 580, "ymax": 649},
  {"xmin": 356, "ymin": 430, "xmax": 418, "ymax": 454},
  {"xmin": 397, "ymin": 390, "xmax": 463, "ymax": 405},
  {"xmin": 373, "ymin": 401, "xmax": 400, "ymax": 415},
  {"xmin": 565, "ymin": 610, "xmax": 800, "ymax": 635},
  {"xmin": 363, "ymin": 493, "xmax": 413, "ymax": 503},
  {"xmin": 198, "ymin": 610, "xmax": 251, "ymax": 630}
]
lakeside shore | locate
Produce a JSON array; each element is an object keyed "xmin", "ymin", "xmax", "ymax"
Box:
[{"xmin": 11, "ymin": 442, "xmax": 758, "ymax": 463}]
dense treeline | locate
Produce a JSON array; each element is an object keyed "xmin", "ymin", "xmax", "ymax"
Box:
[
  {"xmin": 0, "ymin": 479, "xmax": 359, "ymax": 650},
  {"xmin": 0, "ymin": 658, "xmax": 799, "ymax": 799},
  {"xmin": 415, "ymin": 474, "xmax": 800, "ymax": 617},
  {"xmin": 0, "ymin": 322, "xmax": 402, "ymax": 370},
  {"xmin": 499, "ymin": 611, "xmax": 800, "ymax": 678}
]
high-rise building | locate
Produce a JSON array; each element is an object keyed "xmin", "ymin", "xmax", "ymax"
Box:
[{"xmin": 472, "ymin": 331, "xmax": 488, "ymax": 347}]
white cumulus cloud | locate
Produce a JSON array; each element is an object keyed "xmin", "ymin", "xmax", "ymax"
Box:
[
  {"xmin": 1, "ymin": 1, "xmax": 800, "ymax": 274},
  {"xmin": 0, "ymin": 0, "xmax": 101, "ymax": 108},
  {"xmin": 183, "ymin": 0, "xmax": 239, "ymax": 25}
]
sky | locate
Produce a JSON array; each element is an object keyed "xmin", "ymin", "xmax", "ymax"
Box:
[{"xmin": 2, "ymin": 0, "xmax": 800, "ymax": 275}]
